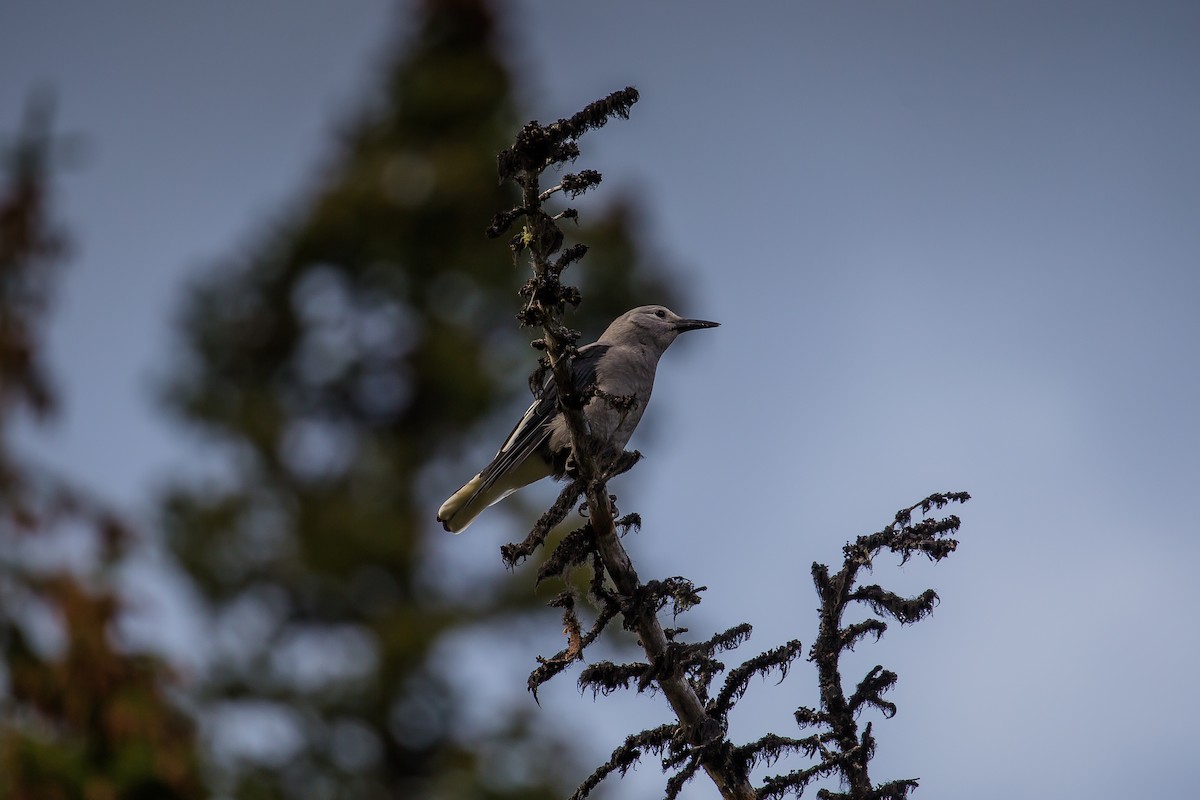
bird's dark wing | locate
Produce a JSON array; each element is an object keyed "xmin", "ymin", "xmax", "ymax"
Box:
[{"xmin": 478, "ymin": 343, "xmax": 610, "ymax": 486}]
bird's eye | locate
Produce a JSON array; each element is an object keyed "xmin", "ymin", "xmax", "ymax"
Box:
[{"xmin": 655, "ymin": 309, "xmax": 666, "ymax": 318}]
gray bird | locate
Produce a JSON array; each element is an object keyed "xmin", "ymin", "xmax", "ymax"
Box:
[{"xmin": 437, "ymin": 305, "xmax": 719, "ymax": 533}]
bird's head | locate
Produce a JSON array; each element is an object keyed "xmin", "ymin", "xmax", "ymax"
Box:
[{"xmin": 603, "ymin": 305, "xmax": 720, "ymax": 353}]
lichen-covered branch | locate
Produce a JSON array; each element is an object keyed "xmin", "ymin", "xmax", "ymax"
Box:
[{"xmin": 759, "ymin": 491, "xmax": 970, "ymax": 798}]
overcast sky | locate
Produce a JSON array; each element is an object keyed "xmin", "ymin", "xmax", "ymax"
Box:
[{"xmin": 4, "ymin": 2, "xmax": 1199, "ymax": 798}]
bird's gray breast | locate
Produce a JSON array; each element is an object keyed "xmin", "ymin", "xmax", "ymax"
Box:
[
  {"xmin": 545, "ymin": 343, "xmax": 658, "ymax": 456},
  {"xmin": 584, "ymin": 343, "xmax": 657, "ymax": 449}
]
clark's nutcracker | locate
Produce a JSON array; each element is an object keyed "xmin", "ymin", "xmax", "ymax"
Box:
[{"xmin": 437, "ymin": 305, "xmax": 718, "ymax": 533}]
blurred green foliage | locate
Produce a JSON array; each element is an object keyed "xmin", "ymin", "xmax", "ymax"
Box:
[
  {"xmin": 0, "ymin": 98, "xmax": 202, "ymax": 800},
  {"xmin": 158, "ymin": 0, "xmax": 677, "ymax": 797}
]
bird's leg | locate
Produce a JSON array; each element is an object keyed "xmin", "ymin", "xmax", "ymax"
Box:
[{"xmin": 605, "ymin": 492, "xmax": 620, "ymax": 522}]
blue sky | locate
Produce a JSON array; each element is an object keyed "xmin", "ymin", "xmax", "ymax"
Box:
[{"xmin": 4, "ymin": 2, "xmax": 1199, "ymax": 797}]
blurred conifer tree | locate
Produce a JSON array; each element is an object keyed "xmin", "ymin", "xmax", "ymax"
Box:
[
  {"xmin": 158, "ymin": 0, "xmax": 677, "ymax": 797},
  {"xmin": 0, "ymin": 98, "xmax": 202, "ymax": 799}
]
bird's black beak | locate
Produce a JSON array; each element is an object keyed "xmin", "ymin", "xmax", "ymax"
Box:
[{"xmin": 674, "ymin": 318, "xmax": 720, "ymax": 332}]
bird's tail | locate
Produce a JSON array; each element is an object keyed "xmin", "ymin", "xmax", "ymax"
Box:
[
  {"xmin": 437, "ymin": 474, "xmax": 489, "ymax": 534},
  {"xmin": 437, "ymin": 455, "xmax": 554, "ymax": 533}
]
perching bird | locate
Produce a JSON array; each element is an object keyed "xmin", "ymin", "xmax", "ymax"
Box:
[{"xmin": 437, "ymin": 305, "xmax": 719, "ymax": 533}]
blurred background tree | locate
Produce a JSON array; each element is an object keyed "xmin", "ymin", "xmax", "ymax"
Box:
[
  {"xmin": 157, "ymin": 0, "xmax": 678, "ymax": 797},
  {"xmin": 0, "ymin": 98, "xmax": 202, "ymax": 799}
]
